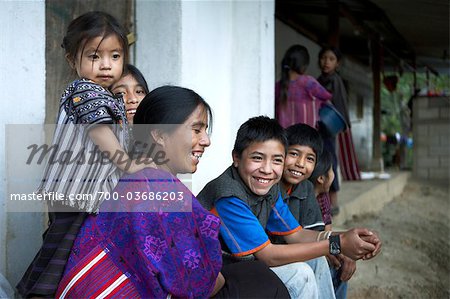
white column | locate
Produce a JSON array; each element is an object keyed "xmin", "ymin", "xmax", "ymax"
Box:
[
  {"xmin": 135, "ymin": 0, "xmax": 275, "ymax": 194},
  {"xmin": 0, "ymin": 0, "xmax": 46, "ymax": 286}
]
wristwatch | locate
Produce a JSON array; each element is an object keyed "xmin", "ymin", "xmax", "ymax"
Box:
[{"xmin": 329, "ymin": 234, "xmax": 341, "ymax": 256}]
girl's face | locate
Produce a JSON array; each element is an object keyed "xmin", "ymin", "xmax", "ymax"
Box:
[
  {"xmin": 319, "ymin": 50, "xmax": 339, "ymax": 75},
  {"xmin": 111, "ymin": 74, "xmax": 147, "ymax": 124},
  {"xmin": 233, "ymin": 140, "xmax": 285, "ymax": 196},
  {"xmin": 72, "ymin": 35, "xmax": 124, "ymax": 88},
  {"xmin": 158, "ymin": 105, "xmax": 211, "ymax": 175}
]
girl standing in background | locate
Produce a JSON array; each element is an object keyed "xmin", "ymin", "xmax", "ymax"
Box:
[
  {"xmin": 317, "ymin": 46, "xmax": 361, "ymax": 214},
  {"xmin": 276, "ymin": 44, "xmax": 332, "ymax": 129}
]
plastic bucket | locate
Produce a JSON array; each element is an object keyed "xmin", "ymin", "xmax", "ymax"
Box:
[{"xmin": 319, "ymin": 103, "xmax": 347, "ymax": 137}]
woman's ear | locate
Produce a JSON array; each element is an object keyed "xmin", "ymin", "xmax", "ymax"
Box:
[{"xmin": 150, "ymin": 129, "xmax": 165, "ymax": 147}]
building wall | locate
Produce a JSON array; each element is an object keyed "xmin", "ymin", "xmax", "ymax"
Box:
[
  {"xmin": 275, "ymin": 19, "xmax": 321, "ymax": 79},
  {"xmin": 413, "ymin": 96, "xmax": 450, "ymax": 183},
  {"xmin": 340, "ymin": 59, "xmax": 374, "ymax": 170},
  {"xmin": 136, "ymin": 0, "xmax": 275, "ymax": 193},
  {"xmin": 0, "ymin": 0, "xmax": 46, "ymax": 286}
]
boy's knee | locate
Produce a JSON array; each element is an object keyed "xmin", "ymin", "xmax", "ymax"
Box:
[
  {"xmin": 271, "ymin": 262, "xmax": 315, "ymax": 283},
  {"xmin": 289, "ymin": 262, "xmax": 316, "ymax": 283}
]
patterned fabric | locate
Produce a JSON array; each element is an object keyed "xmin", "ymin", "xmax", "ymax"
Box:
[
  {"xmin": 275, "ymin": 75, "xmax": 331, "ymax": 128},
  {"xmin": 56, "ymin": 246, "xmax": 140, "ymax": 299},
  {"xmin": 38, "ymin": 78, "xmax": 129, "ymax": 213},
  {"xmin": 337, "ymin": 129, "xmax": 361, "ymax": 181},
  {"xmin": 17, "ymin": 78, "xmax": 128, "ymax": 298},
  {"xmin": 16, "ymin": 212, "xmax": 87, "ymax": 298},
  {"xmin": 57, "ymin": 168, "xmax": 222, "ymax": 298},
  {"xmin": 316, "ymin": 192, "xmax": 332, "ymax": 225}
]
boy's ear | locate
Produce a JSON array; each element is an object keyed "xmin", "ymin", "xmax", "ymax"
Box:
[
  {"xmin": 317, "ymin": 175, "xmax": 325, "ymax": 185},
  {"xmin": 150, "ymin": 129, "xmax": 165, "ymax": 147},
  {"xmin": 232, "ymin": 151, "xmax": 240, "ymax": 168}
]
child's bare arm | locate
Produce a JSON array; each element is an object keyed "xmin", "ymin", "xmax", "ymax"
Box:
[
  {"xmin": 88, "ymin": 125, "xmax": 152, "ymax": 173},
  {"xmin": 254, "ymin": 240, "xmax": 330, "ymax": 266}
]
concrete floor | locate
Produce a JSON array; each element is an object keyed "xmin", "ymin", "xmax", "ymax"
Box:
[{"xmin": 333, "ymin": 171, "xmax": 411, "ymax": 227}]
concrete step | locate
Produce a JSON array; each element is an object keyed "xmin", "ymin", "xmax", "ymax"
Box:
[{"xmin": 333, "ymin": 171, "xmax": 411, "ymax": 227}]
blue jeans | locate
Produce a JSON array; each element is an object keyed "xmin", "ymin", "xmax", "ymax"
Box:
[
  {"xmin": 270, "ymin": 257, "xmax": 335, "ymax": 299},
  {"xmin": 330, "ymin": 266, "xmax": 348, "ymax": 299}
]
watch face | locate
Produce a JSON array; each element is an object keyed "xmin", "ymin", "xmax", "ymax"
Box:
[{"xmin": 330, "ymin": 241, "xmax": 341, "ymax": 255}]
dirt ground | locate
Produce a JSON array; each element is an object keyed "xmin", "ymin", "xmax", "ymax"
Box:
[{"xmin": 344, "ymin": 179, "xmax": 450, "ymax": 298}]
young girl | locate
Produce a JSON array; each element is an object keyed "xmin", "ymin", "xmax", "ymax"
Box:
[
  {"xmin": 111, "ymin": 64, "xmax": 149, "ymax": 124},
  {"xmin": 309, "ymin": 148, "xmax": 353, "ymax": 299},
  {"xmin": 275, "ymin": 44, "xmax": 332, "ymax": 128},
  {"xmin": 18, "ymin": 12, "xmax": 150, "ymax": 298},
  {"xmin": 317, "ymin": 46, "xmax": 362, "ymax": 214}
]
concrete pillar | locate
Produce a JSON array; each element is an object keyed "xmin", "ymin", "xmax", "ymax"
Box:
[
  {"xmin": 136, "ymin": 0, "xmax": 275, "ymax": 193},
  {"xmin": 0, "ymin": 0, "xmax": 46, "ymax": 286}
]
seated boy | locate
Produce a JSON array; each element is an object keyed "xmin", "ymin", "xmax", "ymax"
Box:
[
  {"xmin": 280, "ymin": 123, "xmax": 353, "ymax": 299},
  {"xmin": 279, "ymin": 123, "xmax": 325, "ymax": 231},
  {"xmin": 197, "ymin": 116, "xmax": 381, "ymax": 299}
]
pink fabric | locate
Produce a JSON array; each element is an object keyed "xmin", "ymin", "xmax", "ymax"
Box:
[
  {"xmin": 275, "ymin": 75, "xmax": 332, "ymax": 128},
  {"xmin": 316, "ymin": 192, "xmax": 332, "ymax": 225}
]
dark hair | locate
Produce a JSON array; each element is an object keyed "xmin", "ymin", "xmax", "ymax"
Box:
[
  {"xmin": 285, "ymin": 123, "xmax": 323, "ymax": 157},
  {"xmin": 308, "ymin": 148, "xmax": 333, "ymax": 184},
  {"xmin": 62, "ymin": 11, "xmax": 129, "ymax": 70},
  {"xmin": 279, "ymin": 45, "xmax": 310, "ymax": 104},
  {"xmin": 233, "ymin": 116, "xmax": 288, "ymax": 158},
  {"xmin": 133, "ymin": 85, "xmax": 213, "ymax": 142},
  {"xmin": 123, "ymin": 64, "xmax": 150, "ymax": 94},
  {"xmin": 318, "ymin": 46, "xmax": 343, "ymax": 62}
]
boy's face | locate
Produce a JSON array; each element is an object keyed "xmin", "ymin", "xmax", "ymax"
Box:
[
  {"xmin": 233, "ymin": 139, "xmax": 285, "ymax": 196},
  {"xmin": 282, "ymin": 145, "xmax": 316, "ymax": 187}
]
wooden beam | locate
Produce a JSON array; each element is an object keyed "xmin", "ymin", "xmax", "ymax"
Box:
[
  {"xmin": 326, "ymin": 0, "xmax": 340, "ymax": 47},
  {"xmin": 371, "ymin": 35, "xmax": 382, "ymax": 171}
]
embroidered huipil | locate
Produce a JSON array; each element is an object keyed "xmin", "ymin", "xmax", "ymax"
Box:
[
  {"xmin": 275, "ymin": 75, "xmax": 332, "ymax": 128},
  {"xmin": 38, "ymin": 78, "xmax": 129, "ymax": 213}
]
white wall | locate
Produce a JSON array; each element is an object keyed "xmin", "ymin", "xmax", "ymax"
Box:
[
  {"xmin": 275, "ymin": 19, "xmax": 322, "ymax": 80},
  {"xmin": 136, "ymin": 0, "xmax": 275, "ymax": 194},
  {"xmin": 0, "ymin": 0, "xmax": 46, "ymax": 286},
  {"xmin": 340, "ymin": 59, "xmax": 374, "ymax": 169}
]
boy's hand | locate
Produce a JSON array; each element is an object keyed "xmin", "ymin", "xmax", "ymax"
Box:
[
  {"xmin": 340, "ymin": 228, "xmax": 376, "ymax": 260},
  {"xmin": 360, "ymin": 230, "xmax": 382, "ymax": 260},
  {"xmin": 339, "ymin": 255, "xmax": 356, "ymax": 281},
  {"xmin": 326, "ymin": 254, "xmax": 341, "ymax": 269}
]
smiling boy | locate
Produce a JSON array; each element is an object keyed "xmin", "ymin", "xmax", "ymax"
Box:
[
  {"xmin": 280, "ymin": 123, "xmax": 325, "ymax": 230},
  {"xmin": 198, "ymin": 116, "xmax": 381, "ymax": 299}
]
